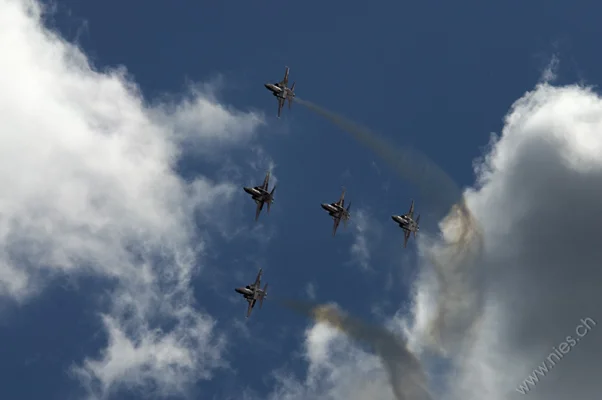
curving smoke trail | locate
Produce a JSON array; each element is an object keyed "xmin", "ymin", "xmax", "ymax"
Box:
[
  {"xmin": 295, "ymin": 98, "xmax": 461, "ymax": 219},
  {"xmin": 281, "ymin": 300, "xmax": 434, "ymax": 400},
  {"xmin": 421, "ymin": 197, "xmax": 485, "ymax": 354},
  {"xmin": 295, "ymin": 98, "xmax": 487, "ymax": 375}
]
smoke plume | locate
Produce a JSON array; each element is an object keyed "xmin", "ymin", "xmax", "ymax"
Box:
[
  {"xmin": 296, "ymin": 98, "xmax": 486, "ymax": 357},
  {"xmin": 296, "ymin": 98, "xmax": 460, "ymax": 218},
  {"xmin": 281, "ymin": 300, "xmax": 434, "ymax": 400}
]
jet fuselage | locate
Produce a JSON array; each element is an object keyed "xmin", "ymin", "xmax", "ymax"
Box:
[
  {"xmin": 264, "ymin": 83, "xmax": 283, "ymax": 95},
  {"xmin": 321, "ymin": 203, "xmax": 343, "ymax": 214},
  {"xmin": 264, "ymin": 83, "xmax": 293, "ymax": 99},
  {"xmin": 244, "ymin": 186, "xmax": 273, "ymax": 203},
  {"xmin": 235, "ymin": 286, "xmax": 266, "ymax": 300},
  {"xmin": 392, "ymin": 215, "xmax": 418, "ymax": 231},
  {"xmin": 244, "ymin": 186, "xmax": 265, "ymax": 197},
  {"xmin": 235, "ymin": 286, "xmax": 253, "ymax": 297}
]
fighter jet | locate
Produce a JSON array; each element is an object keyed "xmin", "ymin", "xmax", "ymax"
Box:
[
  {"xmin": 321, "ymin": 188, "xmax": 351, "ymax": 236},
  {"xmin": 243, "ymin": 171, "xmax": 276, "ymax": 221},
  {"xmin": 391, "ymin": 200, "xmax": 420, "ymax": 248},
  {"xmin": 264, "ymin": 66, "xmax": 296, "ymax": 118},
  {"xmin": 235, "ymin": 268, "xmax": 268, "ymax": 318}
]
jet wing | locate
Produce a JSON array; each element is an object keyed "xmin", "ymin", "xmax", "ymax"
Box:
[
  {"xmin": 262, "ymin": 171, "xmax": 270, "ymax": 191},
  {"xmin": 277, "ymin": 97, "xmax": 285, "ymax": 118},
  {"xmin": 408, "ymin": 200, "xmax": 414, "ymax": 218},
  {"xmin": 332, "ymin": 215, "xmax": 341, "ymax": 236},
  {"xmin": 255, "ymin": 200, "xmax": 265, "ymax": 221},
  {"xmin": 337, "ymin": 188, "xmax": 346, "ymax": 207},
  {"xmin": 246, "ymin": 299, "xmax": 254, "ymax": 318},
  {"xmin": 279, "ymin": 66, "xmax": 289, "ymax": 87},
  {"xmin": 403, "ymin": 229, "xmax": 411, "ymax": 248},
  {"xmin": 253, "ymin": 269, "xmax": 263, "ymax": 288}
]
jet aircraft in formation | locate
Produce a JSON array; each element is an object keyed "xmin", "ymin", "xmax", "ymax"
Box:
[
  {"xmin": 264, "ymin": 66, "xmax": 296, "ymax": 118},
  {"xmin": 391, "ymin": 200, "xmax": 420, "ymax": 248},
  {"xmin": 236, "ymin": 66, "xmax": 424, "ymax": 318},
  {"xmin": 321, "ymin": 187, "xmax": 351, "ymax": 236},
  {"xmin": 235, "ymin": 268, "xmax": 268, "ymax": 318},
  {"xmin": 243, "ymin": 171, "xmax": 276, "ymax": 221}
]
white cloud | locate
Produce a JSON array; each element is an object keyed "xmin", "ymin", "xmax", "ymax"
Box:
[
  {"xmin": 349, "ymin": 208, "xmax": 381, "ymax": 270},
  {"xmin": 266, "ymin": 82, "xmax": 602, "ymax": 400},
  {"xmin": 406, "ymin": 83, "xmax": 602, "ymax": 400},
  {"xmin": 0, "ymin": 0, "xmax": 264, "ymax": 397},
  {"xmin": 268, "ymin": 321, "xmax": 392, "ymax": 400},
  {"xmin": 305, "ymin": 282, "xmax": 316, "ymax": 300},
  {"xmin": 540, "ymin": 54, "xmax": 559, "ymax": 83},
  {"xmin": 152, "ymin": 84, "xmax": 263, "ymax": 154},
  {"xmin": 263, "ymin": 302, "xmax": 432, "ymax": 400}
]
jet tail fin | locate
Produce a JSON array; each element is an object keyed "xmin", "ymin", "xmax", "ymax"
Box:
[
  {"xmin": 338, "ymin": 187, "xmax": 346, "ymax": 206},
  {"xmin": 260, "ymin": 284, "xmax": 268, "ymax": 308},
  {"xmin": 290, "ymin": 82, "xmax": 296, "ymax": 92}
]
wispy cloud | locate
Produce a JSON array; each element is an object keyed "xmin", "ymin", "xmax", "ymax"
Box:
[
  {"xmin": 350, "ymin": 211, "xmax": 371, "ymax": 269},
  {"xmin": 540, "ymin": 54, "xmax": 559, "ymax": 83},
  {"xmin": 0, "ymin": 0, "xmax": 267, "ymax": 398},
  {"xmin": 349, "ymin": 208, "xmax": 381, "ymax": 270},
  {"xmin": 306, "ymin": 283, "xmax": 317, "ymax": 300}
]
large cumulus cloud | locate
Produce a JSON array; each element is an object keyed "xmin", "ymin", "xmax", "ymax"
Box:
[
  {"xmin": 422, "ymin": 82, "xmax": 602, "ymax": 400},
  {"xmin": 265, "ymin": 83, "xmax": 602, "ymax": 399},
  {"xmin": 0, "ymin": 0, "xmax": 264, "ymax": 398}
]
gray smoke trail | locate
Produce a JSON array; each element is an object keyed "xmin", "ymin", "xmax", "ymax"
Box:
[
  {"xmin": 296, "ymin": 98, "xmax": 461, "ymax": 218},
  {"xmin": 281, "ymin": 300, "xmax": 434, "ymax": 400},
  {"xmin": 422, "ymin": 198, "xmax": 485, "ymax": 353},
  {"xmin": 296, "ymin": 98, "xmax": 487, "ymax": 368}
]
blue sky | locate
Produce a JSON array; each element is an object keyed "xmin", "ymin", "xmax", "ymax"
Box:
[{"xmin": 2, "ymin": 1, "xmax": 602, "ymax": 400}]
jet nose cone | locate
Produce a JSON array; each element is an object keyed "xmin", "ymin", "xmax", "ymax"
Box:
[
  {"xmin": 235, "ymin": 287, "xmax": 244, "ymax": 294},
  {"xmin": 243, "ymin": 187, "xmax": 252, "ymax": 194},
  {"xmin": 391, "ymin": 215, "xmax": 398, "ymax": 222},
  {"xmin": 321, "ymin": 204, "xmax": 329, "ymax": 211},
  {"xmin": 264, "ymin": 83, "xmax": 271, "ymax": 90}
]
